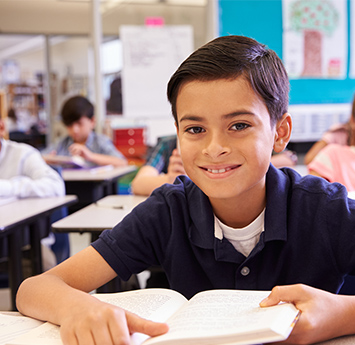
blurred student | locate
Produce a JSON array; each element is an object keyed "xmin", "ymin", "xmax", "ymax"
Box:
[
  {"xmin": 0, "ymin": 117, "xmax": 66, "ymax": 270},
  {"xmin": 304, "ymin": 96, "xmax": 355, "ymax": 165},
  {"xmin": 131, "ymin": 135, "xmax": 186, "ymax": 196},
  {"xmin": 0, "ymin": 118, "xmax": 65, "ymax": 199},
  {"xmin": 132, "ymin": 135, "xmax": 297, "ymax": 196},
  {"xmin": 44, "ymin": 96, "xmax": 127, "ymax": 167},
  {"xmin": 308, "ymin": 143, "xmax": 355, "ymax": 191}
]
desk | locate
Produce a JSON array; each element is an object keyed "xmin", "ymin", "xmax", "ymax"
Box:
[
  {"xmin": 0, "ymin": 195, "xmax": 78, "ymax": 310},
  {"xmin": 52, "ymin": 195, "xmax": 148, "ymax": 292},
  {"xmin": 62, "ymin": 165, "xmax": 137, "ymax": 213},
  {"xmin": 52, "ymin": 194, "xmax": 147, "ymax": 237}
]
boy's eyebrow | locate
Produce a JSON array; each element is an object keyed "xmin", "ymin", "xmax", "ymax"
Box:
[{"xmin": 179, "ymin": 111, "xmax": 255, "ymax": 123}]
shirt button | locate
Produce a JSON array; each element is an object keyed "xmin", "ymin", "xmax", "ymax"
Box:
[{"xmin": 241, "ymin": 266, "xmax": 250, "ymax": 276}]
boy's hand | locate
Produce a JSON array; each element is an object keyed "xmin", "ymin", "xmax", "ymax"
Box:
[
  {"xmin": 260, "ymin": 284, "xmax": 355, "ymax": 344},
  {"xmin": 69, "ymin": 143, "xmax": 93, "ymax": 162},
  {"xmin": 60, "ymin": 300, "xmax": 169, "ymax": 345},
  {"xmin": 167, "ymin": 149, "xmax": 186, "ymax": 182}
]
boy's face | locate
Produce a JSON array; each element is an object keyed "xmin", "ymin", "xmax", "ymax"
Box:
[
  {"xmin": 66, "ymin": 116, "xmax": 95, "ymax": 144},
  {"xmin": 175, "ymin": 77, "xmax": 283, "ymax": 205}
]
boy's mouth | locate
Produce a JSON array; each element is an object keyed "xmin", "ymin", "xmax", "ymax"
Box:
[
  {"xmin": 207, "ymin": 167, "xmax": 231, "ymax": 174},
  {"xmin": 200, "ymin": 165, "xmax": 240, "ymax": 174}
]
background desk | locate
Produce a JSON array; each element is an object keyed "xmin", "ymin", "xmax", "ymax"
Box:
[
  {"xmin": 52, "ymin": 194, "xmax": 147, "ymax": 238},
  {"xmin": 61, "ymin": 165, "xmax": 137, "ymax": 213},
  {"xmin": 0, "ymin": 195, "xmax": 77, "ymax": 310},
  {"xmin": 52, "ymin": 195, "xmax": 148, "ymax": 292}
]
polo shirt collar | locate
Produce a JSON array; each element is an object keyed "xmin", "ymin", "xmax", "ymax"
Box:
[{"xmin": 185, "ymin": 164, "xmax": 290, "ymax": 250}]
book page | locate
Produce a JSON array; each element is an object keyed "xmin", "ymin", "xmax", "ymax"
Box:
[
  {"xmin": 0, "ymin": 312, "xmax": 43, "ymax": 345},
  {"xmin": 144, "ymin": 290, "xmax": 299, "ymax": 345},
  {"xmin": 94, "ymin": 288, "xmax": 187, "ymax": 322},
  {"xmin": 8, "ymin": 289, "xmax": 188, "ymax": 345}
]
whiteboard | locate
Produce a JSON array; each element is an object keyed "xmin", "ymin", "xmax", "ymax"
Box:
[{"xmin": 120, "ymin": 25, "xmax": 194, "ymax": 118}]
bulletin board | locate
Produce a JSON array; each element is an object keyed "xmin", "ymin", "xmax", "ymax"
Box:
[{"xmin": 218, "ymin": 0, "xmax": 355, "ymax": 105}]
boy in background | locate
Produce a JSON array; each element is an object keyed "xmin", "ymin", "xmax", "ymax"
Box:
[
  {"xmin": 0, "ymin": 118, "xmax": 65, "ymax": 198},
  {"xmin": 44, "ymin": 95, "xmax": 127, "ymax": 167},
  {"xmin": 0, "ymin": 116, "xmax": 66, "ymax": 269},
  {"xmin": 17, "ymin": 36, "xmax": 355, "ymax": 345},
  {"xmin": 131, "ymin": 135, "xmax": 186, "ymax": 196}
]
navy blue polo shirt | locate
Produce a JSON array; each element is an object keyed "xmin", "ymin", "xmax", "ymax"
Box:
[{"xmin": 92, "ymin": 165, "xmax": 355, "ymax": 299}]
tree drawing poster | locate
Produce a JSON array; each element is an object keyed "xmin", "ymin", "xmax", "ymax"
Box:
[{"xmin": 282, "ymin": 0, "xmax": 347, "ymax": 79}]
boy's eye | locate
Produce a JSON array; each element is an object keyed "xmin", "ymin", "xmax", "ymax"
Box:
[
  {"xmin": 186, "ymin": 126, "xmax": 205, "ymax": 134},
  {"xmin": 231, "ymin": 123, "xmax": 249, "ymax": 131}
]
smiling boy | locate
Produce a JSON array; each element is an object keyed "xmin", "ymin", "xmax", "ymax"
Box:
[{"xmin": 17, "ymin": 36, "xmax": 355, "ymax": 345}]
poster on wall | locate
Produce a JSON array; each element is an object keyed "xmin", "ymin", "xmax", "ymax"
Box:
[
  {"xmin": 120, "ymin": 25, "xmax": 193, "ymax": 118},
  {"xmin": 282, "ymin": 0, "xmax": 347, "ymax": 79}
]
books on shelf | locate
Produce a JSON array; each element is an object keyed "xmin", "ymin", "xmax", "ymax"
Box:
[{"xmin": 5, "ymin": 288, "xmax": 300, "ymax": 345}]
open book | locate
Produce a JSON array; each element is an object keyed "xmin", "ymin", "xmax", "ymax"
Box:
[
  {"xmin": 7, "ymin": 288, "xmax": 299, "ymax": 345},
  {"xmin": 42, "ymin": 154, "xmax": 88, "ymax": 169}
]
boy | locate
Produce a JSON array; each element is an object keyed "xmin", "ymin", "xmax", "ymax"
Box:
[
  {"xmin": 44, "ymin": 95, "xmax": 127, "ymax": 167},
  {"xmin": 17, "ymin": 36, "xmax": 355, "ymax": 345},
  {"xmin": 0, "ymin": 117, "xmax": 65, "ymax": 269},
  {"xmin": 0, "ymin": 118, "xmax": 65, "ymax": 198}
]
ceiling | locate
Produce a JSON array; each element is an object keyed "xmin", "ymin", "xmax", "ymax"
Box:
[{"xmin": 0, "ymin": 0, "xmax": 209, "ymax": 57}]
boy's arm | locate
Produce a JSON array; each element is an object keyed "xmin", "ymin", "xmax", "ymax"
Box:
[
  {"xmin": 260, "ymin": 284, "xmax": 355, "ymax": 344},
  {"xmin": 131, "ymin": 149, "xmax": 186, "ymax": 196},
  {"xmin": 0, "ymin": 150, "xmax": 65, "ymax": 198},
  {"xmin": 16, "ymin": 246, "xmax": 168, "ymax": 345},
  {"xmin": 69, "ymin": 143, "xmax": 128, "ymax": 167}
]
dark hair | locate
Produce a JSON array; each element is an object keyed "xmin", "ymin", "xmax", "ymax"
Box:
[
  {"xmin": 167, "ymin": 35, "xmax": 289, "ymax": 126},
  {"xmin": 61, "ymin": 96, "xmax": 94, "ymax": 126}
]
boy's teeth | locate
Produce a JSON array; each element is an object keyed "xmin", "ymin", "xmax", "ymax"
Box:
[{"xmin": 208, "ymin": 168, "xmax": 228, "ymax": 173}]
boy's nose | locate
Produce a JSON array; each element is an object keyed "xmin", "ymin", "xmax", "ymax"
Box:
[
  {"xmin": 71, "ymin": 124, "xmax": 80, "ymax": 133},
  {"xmin": 202, "ymin": 134, "xmax": 230, "ymax": 158}
]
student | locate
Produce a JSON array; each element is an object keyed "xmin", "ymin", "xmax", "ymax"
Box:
[
  {"xmin": 44, "ymin": 95, "xmax": 127, "ymax": 167},
  {"xmin": 132, "ymin": 135, "xmax": 296, "ymax": 196},
  {"xmin": 308, "ymin": 143, "xmax": 355, "ymax": 191},
  {"xmin": 131, "ymin": 135, "xmax": 186, "ymax": 196},
  {"xmin": 0, "ymin": 117, "xmax": 65, "ymax": 270},
  {"xmin": 0, "ymin": 118, "xmax": 65, "ymax": 198},
  {"xmin": 17, "ymin": 36, "xmax": 355, "ymax": 345},
  {"xmin": 304, "ymin": 95, "xmax": 355, "ymax": 165}
]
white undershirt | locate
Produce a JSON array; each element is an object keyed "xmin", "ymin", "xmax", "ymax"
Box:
[{"xmin": 214, "ymin": 208, "xmax": 265, "ymax": 257}]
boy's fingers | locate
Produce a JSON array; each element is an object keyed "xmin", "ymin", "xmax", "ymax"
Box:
[
  {"xmin": 125, "ymin": 311, "xmax": 169, "ymax": 337},
  {"xmin": 260, "ymin": 285, "xmax": 304, "ymax": 307}
]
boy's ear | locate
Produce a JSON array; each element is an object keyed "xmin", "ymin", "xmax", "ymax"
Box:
[{"xmin": 273, "ymin": 113, "xmax": 292, "ymax": 153}]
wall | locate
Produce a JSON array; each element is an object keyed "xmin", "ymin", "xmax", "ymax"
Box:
[
  {"xmin": 218, "ymin": 0, "xmax": 355, "ymax": 105},
  {"xmin": 218, "ymin": 0, "xmax": 354, "ymax": 143}
]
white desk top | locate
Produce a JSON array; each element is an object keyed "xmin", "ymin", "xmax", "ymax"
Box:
[
  {"xmin": 61, "ymin": 165, "xmax": 136, "ymax": 182},
  {"xmin": 0, "ymin": 195, "xmax": 78, "ymax": 232},
  {"xmin": 52, "ymin": 195, "xmax": 147, "ymax": 232}
]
